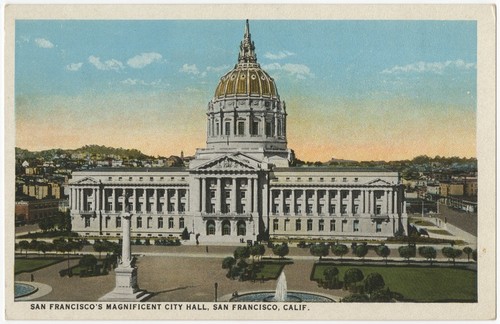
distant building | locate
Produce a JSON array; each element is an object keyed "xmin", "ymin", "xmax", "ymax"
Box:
[
  {"xmin": 15, "ymin": 198, "xmax": 61, "ymax": 224},
  {"xmin": 439, "ymin": 181, "xmax": 464, "ymax": 197},
  {"xmin": 463, "ymin": 177, "xmax": 478, "ymax": 197}
]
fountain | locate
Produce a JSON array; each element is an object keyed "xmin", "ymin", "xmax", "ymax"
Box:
[
  {"xmin": 274, "ymin": 271, "xmax": 287, "ymax": 302},
  {"xmin": 230, "ymin": 271, "xmax": 334, "ymax": 303}
]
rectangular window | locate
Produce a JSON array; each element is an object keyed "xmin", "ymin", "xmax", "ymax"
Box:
[
  {"xmin": 225, "ymin": 204, "xmax": 231, "ymax": 213},
  {"xmin": 319, "ymin": 220, "xmax": 324, "ymax": 231},
  {"xmin": 150, "ymin": 177, "xmax": 154, "ymax": 181},
  {"xmin": 225, "ymin": 121, "xmax": 231, "ymax": 136},
  {"xmin": 330, "ymin": 205, "xmax": 336, "ymax": 214},
  {"xmin": 147, "ymin": 217, "xmax": 152, "ymax": 228},
  {"xmin": 225, "ymin": 191, "xmax": 231, "ymax": 199},
  {"xmin": 136, "ymin": 217, "xmax": 142, "ymax": 228},
  {"xmin": 376, "ymin": 205, "xmax": 382, "ymax": 215},
  {"xmin": 342, "ymin": 220, "xmax": 347, "ymax": 232},
  {"xmin": 307, "ymin": 219, "xmax": 313, "ymax": 231},
  {"xmin": 179, "ymin": 203, "xmax": 185, "ymax": 213},
  {"xmin": 210, "ymin": 204, "xmax": 216, "ymax": 213},
  {"xmin": 273, "ymin": 204, "xmax": 279, "ymax": 214},
  {"xmin": 284, "ymin": 219, "xmax": 290, "ymax": 231},
  {"xmin": 330, "ymin": 220, "xmax": 336, "ymax": 231},
  {"xmin": 158, "ymin": 217, "xmax": 163, "ymax": 228},
  {"xmin": 210, "ymin": 190, "xmax": 216, "ymax": 198},
  {"xmin": 376, "ymin": 221, "xmax": 382, "ymax": 233},
  {"xmin": 84, "ymin": 218, "xmax": 91, "ymax": 228},
  {"xmin": 307, "ymin": 204, "xmax": 313, "ymax": 214},
  {"xmin": 179, "ymin": 217, "xmax": 185, "ymax": 229},
  {"xmin": 238, "ymin": 121, "xmax": 245, "ymax": 135},
  {"xmin": 354, "ymin": 178, "xmax": 359, "ymax": 182},
  {"xmin": 353, "ymin": 220, "xmax": 359, "ymax": 232},
  {"xmin": 354, "ymin": 205, "xmax": 359, "ymax": 214},
  {"xmin": 265, "ymin": 122, "xmax": 272, "ymax": 136},
  {"xmin": 216, "ymin": 123, "xmax": 219, "ymax": 135},
  {"xmin": 296, "ymin": 219, "xmax": 301, "ymax": 231},
  {"xmin": 285, "ymin": 204, "xmax": 290, "ymax": 215},
  {"xmin": 252, "ymin": 121, "xmax": 259, "ymax": 135},
  {"xmin": 273, "ymin": 219, "xmax": 279, "ymax": 231},
  {"xmin": 341, "ymin": 204, "xmax": 347, "ymax": 214},
  {"xmin": 116, "ymin": 217, "xmax": 121, "ymax": 228},
  {"xmin": 168, "ymin": 218, "xmax": 174, "ymax": 229},
  {"xmin": 240, "ymin": 191, "xmax": 246, "ymax": 199},
  {"xmin": 168, "ymin": 203, "xmax": 174, "ymax": 213}
]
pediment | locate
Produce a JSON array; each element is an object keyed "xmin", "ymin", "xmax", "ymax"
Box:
[
  {"xmin": 366, "ymin": 178, "xmax": 392, "ymax": 186},
  {"xmin": 195, "ymin": 154, "xmax": 260, "ymax": 171},
  {"xmin": 73, "ymin": 177, "xmax": 100, "ymax": 185}
]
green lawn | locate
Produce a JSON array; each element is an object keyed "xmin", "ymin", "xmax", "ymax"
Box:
[
  {"xmin": 412, "ymin": 220, "xmax": 436, "ymax": 227},
  {"xmin": 254, "ymin": 263, "xmax": 284, "ymax": 280},
  {"xmin": 15, "ymin": 257, "xmax": 65, "ymax": 274},
  {"xmin": 312, "ymin": 264, "xmax": 477, "ymax": 302}
]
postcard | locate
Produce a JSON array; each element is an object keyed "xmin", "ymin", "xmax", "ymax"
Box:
[{"xmin": 4, "ymin": 4, "xmax": 496, "ymax": 321}]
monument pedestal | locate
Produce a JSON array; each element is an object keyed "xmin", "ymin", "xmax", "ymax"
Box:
[{"xmin": 99, "ymin": 264, "xmax": 151, "ymax": 302}]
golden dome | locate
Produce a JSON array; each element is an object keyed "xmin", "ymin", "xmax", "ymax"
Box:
[
  {"xmin": 213, "ymin": 20, "xmax": 279, "ymax": 99},
  {"xmin": 214, "ymin": 65, "xmax": 278, "ymax": 98}
]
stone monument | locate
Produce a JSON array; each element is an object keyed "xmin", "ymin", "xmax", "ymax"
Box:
[{"xmin": 99, "ymin": 210, "xmax": 150, "ymax": 301}]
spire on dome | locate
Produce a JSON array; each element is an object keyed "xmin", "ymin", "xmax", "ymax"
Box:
[{"xmin": 238, "ymin": 19, "xmax": 257, "ymax": 64}]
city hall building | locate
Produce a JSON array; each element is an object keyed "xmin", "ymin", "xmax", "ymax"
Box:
[{"xmin": 69, "ymin": 21, "xmax": 408, "ymax": 243}]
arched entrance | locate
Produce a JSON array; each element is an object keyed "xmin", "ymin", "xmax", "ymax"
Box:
[
  {"xmin": 237, "ymin": 220, "xmax": 246, "ymax": 236},
  {"xmin": 206, "ymin": 220, "xmax": 215, "ymax": 235}
]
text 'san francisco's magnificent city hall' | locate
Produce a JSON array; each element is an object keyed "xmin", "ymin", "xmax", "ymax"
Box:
[{"xmin": 69, "ymin": 21, "xmax": 408, "ymax": 243}]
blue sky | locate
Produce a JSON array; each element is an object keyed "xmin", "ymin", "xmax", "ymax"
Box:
[{"xmin": 15, "ymin": 20, "xmax": 477, "ymax": 161}]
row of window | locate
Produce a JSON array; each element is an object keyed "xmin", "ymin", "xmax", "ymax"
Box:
[
  {"xmin": 280, "ymin": 177, "xmax": 359, "ymax": 183},
  {"xmin": 209, "ymin": 118, "xmax": 285, "ymax": 137},
  {"xmin": 272, "ymin": 219, "xmax": 383, "ymax": 233},
  {"xmin": 105, "ymin": 176, "xmax": 186, "ymax": 182},
  {"xmin": 273, "ymin": 204, "xmax": 384, "ymax": 215},
  {"xmin": 85, "ymin": 216, "xmax": 185, "ymax": 230}
]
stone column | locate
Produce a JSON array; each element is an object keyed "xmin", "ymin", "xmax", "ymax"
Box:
[
  {"xmin": 388, "ymin": 190, "xmax": 393, "ymax": 215},
  {"xmin": 231, "ymin": 178, "xmax": 237, "ymax": 213},
  {"xmin": 110, "ymin": 188, "xmax": 116, "ymax": 213},
  {"xmin": 347, "ymin": 190, "xmax": 352, "ymax": 215},
  {"xmin": 301, "ymin": 189, "xmax": 306, "ymax": 216},
  {"xmin": 253, "ymin": 178, "xmax": 258, "ymax": 213},
  {"xmin": 96, "ymin": 187, "xmax": 101, "ymax": 212},
  {"xmin": 248, "ymin": 178, "xmax": 253, "ymax": 213},
  {"xmin": 79, "ymin": 188, "xmax": 83, "ymax": 211},
  {"xmin": 216, "ymin": 178, "xmax": 222, "ymax": 213},
  {"xmin": 370, "ymin": 190, "xmax": 375, "ymax": 214},
  {"xmin": 71, "ymin": 188, "xmax": 75, "ymax": 211},
  {"xmin": 291, "ymin": 189, "xmax": 295, "ymax": 215},
  {"xmin": 326, "ymin": 189, "xmax": 330, "ymax": 215},
  {"xmin": 174, "ymin": 189, "xmax": 179, "ymax": 213},
  {"xmin": 201, "ymin": 178, "xmax": 207, "ymax": 213},
  {"xmin": 313, "ymin": 189, "xmax": 318, "ymax": 215},
  {"xmin": 279, "ymin": 190, "xmax": 284, "ymax": 215},
  {"xmin": 274, "ymin": 113, "xmax": 278, "ymax": 137},
  {"xmin": 394, "ymin": 190, "xmax": 398, "ymax": 214},
  {"xmin": 121, "ymin": 213, "xmax": 132, "ymax": 266}
]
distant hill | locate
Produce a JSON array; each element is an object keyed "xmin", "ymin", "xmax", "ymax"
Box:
[{"xmin": 15, "ymin": 145, "xmax": 154, "ymax": 161}]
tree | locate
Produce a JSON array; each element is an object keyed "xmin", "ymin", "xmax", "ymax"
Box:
[
  {"xmin": 38, "ymin": 217, "xmax": 56, "ymax": 232},
  {"xmin": 79, "ymin": 254, "xmax": 97, "ymax": 272},
  {"xmin": 29, "ymin": 240, "xmax": 39, "ymax": 254},
  {"xmin": 310, "ymin": 244, "xmax": 329, "ymax": 260},
  {"xmin": 233, "ymin": 246, "xmax": 250, "ymax": 260},
  {"xmin": 418, "ymin": 246, "xmax": 437, "ymax": 265},
  {"xmin": 442, "ymin": 247, "xmax": 463, "ymax": 266},
  {"xmin": 354, "ymin": 245, "xmax": 368, "ymax": 262},
  {"xmin": 250, "ymin": 244, "xmax": 266, "ymax": 261},
  {"xmin": 37, "ymin": 241, "xmax": 51, "ymax": 257},
  {"xmin": 93, "ymin": 240, "xmax": 107, "ymax": 259},
  {"xmin": 375, "ymin": 245, "xmax": 391, "ymax": 265},
  {"xmin": 222, "ymin": 256, "xmax": 236, "ymax": 269},
  {"xmin": 343, "ymin": 268, "xmax": 364, "ymax": 291},
  {"xmin": 55, "ymin": 211, "xmax": 72, "ymax": 233},
  {"xmin": 341, "ymin": 294, "xmax": 369, "ymax": 303},
  {"xmin": 370, "ymin": 288, "xmax": 396, "ymax": 302},
  {"xmin": 19, "ymin": 240, "xmax": 30, "ymax": 257},
  {"xmin": 332, "ymin": 244, "xmax": 349, "ymax": 260},
  {"xmin": 323, "ymin": 266, "xmax": 339, "ymax": 289},
  {"xmin": 364, "ymin": 272, "xmax": 385, "ymax": 295},
  {"xmin": 181, "ymin": 228, "xmax": 190, "ymax": 240},
  {"xmin": 463, "ymin": 247, "xmax": 473, "ymax": 262},
  {"xmin": 272, "ymin": 243, "xmax": 289, "ymax": 259},
  {"xmin": 398, "ymin": 245, "xmax": 416, "ymax": 263}
]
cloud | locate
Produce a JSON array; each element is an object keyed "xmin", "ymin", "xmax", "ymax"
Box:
[
  {"xmin": 179, "ymin": 64, "xmax": 200, "ymax": 75},
  {"xmin": 262, "ymin": 63, "xmax": 314, "ymax": 79},
  {"xmin": 120, "ymin": 78, "xmax": 164, "ymax": 87},
  {"xmin": 382, "ymin": 59, "xmax": 476, "ymax": 74},
  {"xmin": 127, "ymin": 52, "xmax": 163, "ymax": 69},
  {"xmin": 34, "ymin": 38, "xmax": 54, "ymax": 49},
  {"xmin": 88, "ymin": 56, "xmax": 124, "ymax": 71},
  {"xmin": 206, "ymin": 65, "xmax": 230, "ymax": 73},
  {"xmin": 264, "ymin": 51, "xmax": 295, "ymax": 60},
  {"xmin": 65, "ymin": 62, "xmax": 83, "ymax": 72}
]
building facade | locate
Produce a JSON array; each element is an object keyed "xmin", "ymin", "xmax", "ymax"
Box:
[{"xmin": 69, "ymin": 21, "xmax": 408, "ymax": 243}]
